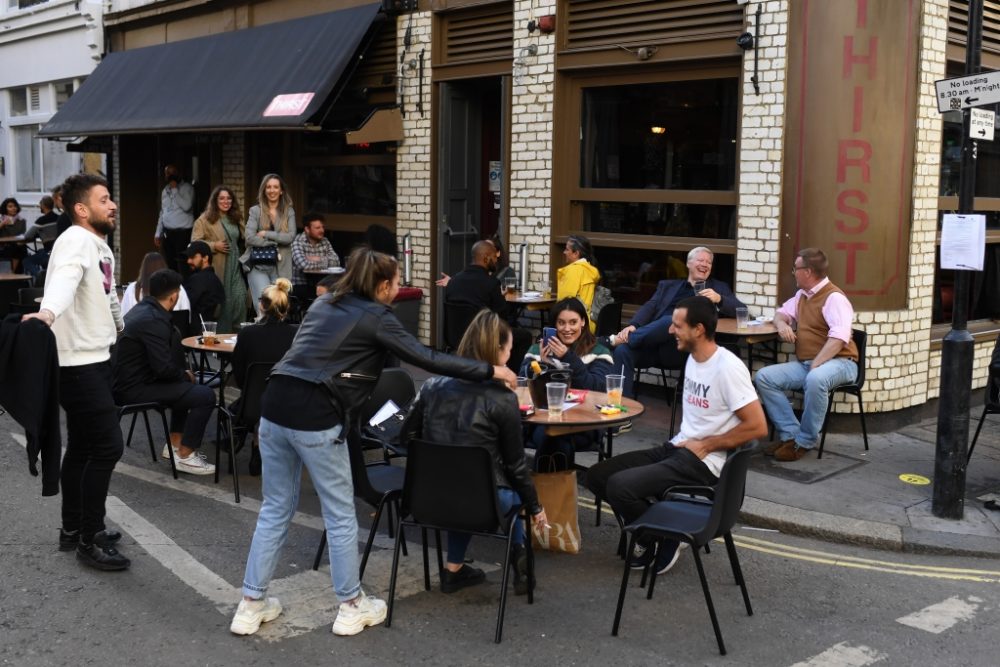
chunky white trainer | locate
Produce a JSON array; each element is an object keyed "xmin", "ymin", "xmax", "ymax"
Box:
[
  {"xmin": 175, "ymin": 450, "xmax": 216, "ymax": 476},
  {"xmin": 161, "ymin": 444, "xmax": 174, "ymax": 460},
  {"xmin": 331, "ymin": 591, "xmax": 387, "ymax": 636},
  {"xmin": 230, "ymin": 597, "xmax": 282, "ymax": 635}
]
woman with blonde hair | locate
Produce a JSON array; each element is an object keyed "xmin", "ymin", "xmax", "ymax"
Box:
[
  {"xmin": 241, "ymin": 173, "xmax": 295, "ymax": 310},
  {"xmin": 403, "ymin": 309, "xmax": 548, "ymax": 595},
  {"xmin": 193, "ymin": 185, "xmax": 247, "ymax": 332},
  {"xmin": 231, "ymin": 247, "xmax": 517, "ymax": 638}
]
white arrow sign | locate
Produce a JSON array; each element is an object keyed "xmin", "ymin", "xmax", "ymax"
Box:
[
  {"xmin": 935, "ymin": 70, "xmax": 1000, "ymax": 112},
  {"xmin": 970, "ymin": 108, "xmax": 995, "ymax": 141}
]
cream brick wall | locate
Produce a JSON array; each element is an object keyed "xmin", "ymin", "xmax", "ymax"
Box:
[
  {"xmin": 509, "ymin": 0, "xmax": 557, "ymax": 293},
  {"xmin": 222, "ymin": 132, "xmax": 246, "ymax": 212},
  {"xmin": 394, "ymin": 11, "xmax": 433, "ymax": 342}
]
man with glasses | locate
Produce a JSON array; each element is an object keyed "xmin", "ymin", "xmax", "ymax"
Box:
[{"xmin": 756, "ymin": 247, "xmax": 858, "ymax": 462}]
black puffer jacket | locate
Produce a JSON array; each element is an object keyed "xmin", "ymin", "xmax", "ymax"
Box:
[
  {"xmin": 272, "ymin": 292, "xmax": 492, "ymax": 425},
  {"xmin": 402, "ymin": 376, "xmax": 541, "ymax": 515}
]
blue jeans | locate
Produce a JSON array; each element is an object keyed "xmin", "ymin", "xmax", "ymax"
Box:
[
  {"xmin": 247, "ymin": 266, "xmax": 278, "ymax": 313},
  {"xmin": 447, "ymin": 488, "xmax": 524, "ymax": 565},
  {"xmin": 242, "ymin": 418, "xmax": 361, "ymax": 603},
  {"xmin": 612, "ymin": 315, "xmax": 685, "ymax": 398},
  {"xmin": 754, "ymin": 358, "xmax": 858, "ymax": 449}
]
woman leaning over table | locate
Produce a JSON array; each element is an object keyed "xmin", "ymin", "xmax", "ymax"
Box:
[
  {"xmin": 520, "ymin": 298, "xmax": 614, "ymax": 469},
  {"xmin": 230, "ymin": 246, "xmax": 518, "ymax": 639},
  {"xmin": 241, "ymin": 173, "xmax": 295, "ymax": 312},
  {"xmin": 192, "ymin": 185, "xmax": 248, "ymax": 333}
]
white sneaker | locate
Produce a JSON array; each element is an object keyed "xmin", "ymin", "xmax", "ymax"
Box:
[
  {"xmin": 161, "ymin": 444, "xmax": 175, "ymax": 460},
  {"xmin": 174, "ymin": 450, "xmax": 216, "ymax": 476},
  {"xmin": 230, "ymin": 597, "xmax": 282, "ymax": 635},
  {"xmin": 331, "ymin": 590, "xmax": 387, "ymax": 636}
]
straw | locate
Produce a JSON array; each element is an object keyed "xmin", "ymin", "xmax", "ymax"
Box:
[
  {"xmin": 199, "ymin": 314, "xmax": 208, "ymax": 333},
  {"xmin": 621, "ymin": 364, "xmax": 625, "ymax": 376}
]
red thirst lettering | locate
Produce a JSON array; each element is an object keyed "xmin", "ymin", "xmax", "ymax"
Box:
[
  {"xmin": 835, "ymin": 241, "xmax": 869, "ymax": 285},
  {"xmin": 836, "ymin": 190, "xmax": 869, "ymax": 234},
  {"xmin": 843, "ymin": 36, "xmax": 877, "ymax": 79},
  {"xmin": 856, "ymin": 0, "xmax": 868, "ymax": 29},
  {"xmin": 837, "ymin": 140, "xmax": 872, "ymax": 183},
  {"xmin": 852, "ymin": 86, "xmax": 864, "ymax": 133}
]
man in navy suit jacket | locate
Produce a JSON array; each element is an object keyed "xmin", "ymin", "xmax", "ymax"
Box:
[{"xmin": 610, "ymin": 247, "xmax": 745, "ymax": 397}]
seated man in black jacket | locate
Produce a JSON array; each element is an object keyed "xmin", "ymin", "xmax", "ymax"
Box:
[
  {"xmin": 183, "ymin": 240, "xmax": 225, "ymax": 332},
  {"xmin": 113, "ymin": 269, "xmax": 217, "ymax": 475}
]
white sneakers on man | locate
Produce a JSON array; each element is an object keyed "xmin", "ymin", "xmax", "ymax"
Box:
[
  {"xmin": 230, "ymin": 597, "xmax": 283, "ymax": 635},
  {"xmin": 161, "ymin": 444, "xmax": 215, "ymax": 475},
  {"xmin": 331, "ymin": 590, "xmax": 387, "ymax": 636}
]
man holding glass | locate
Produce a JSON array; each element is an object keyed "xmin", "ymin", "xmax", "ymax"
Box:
[
  {"xmin": 755, "ymin": 248, "xmax": 858, "ymax": 463},
  {"xmin": 608, "ymin": 246, "xmax": 745, "ymax": 398},
  {"xmin": 586, "ymin": 296, "xmax": 766, "ymax": 575}
]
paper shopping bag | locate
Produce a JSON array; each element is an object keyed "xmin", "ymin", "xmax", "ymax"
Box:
[{"xmin": 530, "ymin": 457, "xmax": 581, "ymax": 554}]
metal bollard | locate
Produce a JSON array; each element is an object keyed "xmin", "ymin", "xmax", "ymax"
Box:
[
  {"xmin": 402, "ymin": 233, "xmax": 412, "ymax": 286},
  {"xmin": 518, "ymin": 242, "xmax": 529, "ymax": 293}
]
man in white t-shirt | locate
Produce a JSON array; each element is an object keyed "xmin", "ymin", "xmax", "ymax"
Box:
[{"xmin": 586, "ymin": 296, "xmax": 766, "ymax": 575}]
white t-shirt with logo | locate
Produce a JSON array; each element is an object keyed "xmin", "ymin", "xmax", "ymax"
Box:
[{"xmin": 670, "ymin": 346, "xmax": 758, "ymax": 477}]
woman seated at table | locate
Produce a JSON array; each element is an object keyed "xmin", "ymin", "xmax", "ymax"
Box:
[
  {"xmin": 403, "ymin": 310, "xmax": 548, "ymax": 595},
  {"xmin": 121, "ymin": 251, "xmax": 191, "ymax": 318},
  {"xmin": 1, "ymin": 197, "xmax": 28, "ymax": 273},
  {"xmin": 230, "ymin": 278, "xmax": 297, "ymax": 476},
  {"xmin": 557, "ymin": 234, "xmax": 600, "ymax": 332},
  {"xmin": 520, "ymin": 298, "xmax": 614, "ymax": 469}
]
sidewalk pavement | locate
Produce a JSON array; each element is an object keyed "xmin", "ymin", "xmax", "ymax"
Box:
[{"xmin": 403, "ymin": 364, "xmax": 1000, "ymax": 559}]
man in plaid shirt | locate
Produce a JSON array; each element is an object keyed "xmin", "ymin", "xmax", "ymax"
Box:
[{"xmin": 291, "ymin": 214, "xmax": 340, "ymax": 292}]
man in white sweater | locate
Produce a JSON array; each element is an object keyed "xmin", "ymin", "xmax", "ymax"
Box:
[{"xmin": 23, "ymin": 173, "xmax": 130, "ymax": 571}]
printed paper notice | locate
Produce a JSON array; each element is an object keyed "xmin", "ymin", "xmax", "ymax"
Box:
[{"xmin": 940, "ymin": 214, "xmax": 985, "ymax": 271}]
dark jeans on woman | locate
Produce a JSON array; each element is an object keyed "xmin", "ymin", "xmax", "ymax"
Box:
[
  {"xmin": 585, "ymin": 444, "xmax": 716, "ymax": 527},
  {"xmin": 59, "ymin": 361, "xmax": 124, "ymax": 540}
]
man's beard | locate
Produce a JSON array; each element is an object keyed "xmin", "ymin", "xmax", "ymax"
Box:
[{"xmin": 91, "ymin": 219, "xmax": 115, "ymax": 236}]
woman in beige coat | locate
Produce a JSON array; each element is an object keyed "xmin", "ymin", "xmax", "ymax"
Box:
[{"xmin": 192, "ymin": 185, "xmax": 249, "ymax": 332}]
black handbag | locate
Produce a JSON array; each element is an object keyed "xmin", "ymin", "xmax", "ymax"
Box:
[
  {"xmin": 362, "ymin": 403, "xmax": 410, "ymax": 447},
  {"xmin": 248, "ymin": 245, "xmax": 278, "ymax": 267}
]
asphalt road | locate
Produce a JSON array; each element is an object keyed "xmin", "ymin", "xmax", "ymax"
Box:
[{"xmin": 2, "ymin": 415, "xmax": 999, "ymax": 667}]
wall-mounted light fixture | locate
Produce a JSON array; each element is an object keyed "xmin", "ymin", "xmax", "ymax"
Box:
[
  {"xmin": 618, "ymin": 44, "xmax": 658, "ymax": 61},
  {"xmin": 650, "ymin": 126, "xmax": 666, "ymax": 135}
]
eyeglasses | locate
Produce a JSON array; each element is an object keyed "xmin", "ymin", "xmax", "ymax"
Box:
[{"xmin": 792, "ymin": 264, "xmax": 807, "ymax": 273}]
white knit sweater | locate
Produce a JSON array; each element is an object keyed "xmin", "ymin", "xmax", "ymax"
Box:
[{"xmin": 39, "ymin": 225, "xmax": 123, "ymax": 367}]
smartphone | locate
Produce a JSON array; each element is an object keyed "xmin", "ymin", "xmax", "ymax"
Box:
[{"xmin": 542, "ymin": 327, "xmax": 557, "ymax": 347}]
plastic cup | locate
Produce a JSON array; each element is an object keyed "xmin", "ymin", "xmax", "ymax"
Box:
[
  {"xmin": 546, "ymin": 382, "xmax": 567, "ymax": 418},
  {"xmin": 736, "ymin": 307, "xmax": 750, "ymax": 330},
  {"xmin": 202, "ymin": 321, "xmax": 218, "ymax": 344},
  {"xmin": 606, "ymin": 374, "xmax": 625, "ymax": 406},
  {"xmin": 539, "ymin": 283, "xmax": 552, "ymax": 299},
  {"xmin": 693, "ymin": 280, "xmax": 707, "ymax": 294},
  {"xmin": 504, "ymin": 276, "xmax": 518, "ymax": 294},
  {"xmin": 516, "ymin": 376, "xmax": 533, "ymax": 410}
]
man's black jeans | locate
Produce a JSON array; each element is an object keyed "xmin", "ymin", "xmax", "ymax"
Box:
[{"xmin": 59, "ymin": 361, "xmax": 124, "ymax": 540}]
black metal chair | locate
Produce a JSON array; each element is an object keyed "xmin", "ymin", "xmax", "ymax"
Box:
[
  {"xmin": 386, "ymin": 439, "xmax": 534, "ymax": 644},
  {"xmin": 312, "ymin": 424, "xmax": 406, "ymax": 579},
  {"xmin": 443, "ymin": 302, "xmax": 482, "ymax": 351},
  {"xmin": 967, "ymin": 335, "xmax": 1000, "ymax": 463},
  {"xmin": 117, "ymin": 402, "xmax": 178, "ymax": 479},
  {"xmin": 633, "ymin": 363, "xmax": 685, "ymax": 437},
  {"xmin": 817, "ymin": 328, "xmax": 869, "ymax": 459},
  {"xmin": 611, "ymin": 443, "xmax": 757, "ymax": 656},
  {"xmin": 358, "ymin": 367, "xmax": 416, "ymax": 461},
  {"xmin": 595, "ymin": 301, "xmax": 623, "ymax": 338},
  {"xmin": 216, "ymin": 361, "xmax": 274, "ymax": 503}
]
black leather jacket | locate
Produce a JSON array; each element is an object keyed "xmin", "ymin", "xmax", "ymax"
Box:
[
  {"xmin": 272, "ymin": 292, "xmax": 492, "ymax": 425},
  {"xmin": 402, "ymin": 376, "xmax": 541, "ymax": 515}
]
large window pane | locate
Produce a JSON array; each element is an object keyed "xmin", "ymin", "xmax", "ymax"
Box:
[
  {"xmin": 41, "ymin": 136, "xmax": 79, "ymax": 190},
  {"xmin": 592, "ymin": 246, "xmax": 735, "ymax": 309},
  {"xmin": 13, "ymin": 125, "xmax": 41, "ymax": 191},
  {"xmin": 940, "ymin": 109, "xmax": 1000, "ymax": 197},
  {"xmin": 304, "ymin": 165, "xmax": 396, "ymax": 216},
  {"xmin": 583, "ymin": 201, "xmax": 735, "ymax": 239},
  {"xmin": 9, "ymin": 88, "xmax": 27, "ymax": 116},
  {"xmin": 581, "ymin": 78, "xmax": 738, "ymax": 190}
]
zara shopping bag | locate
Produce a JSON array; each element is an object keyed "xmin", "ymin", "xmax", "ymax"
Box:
[{"xmin": 530, "ymin": 454, "xmax": 581, "ymax": 554}]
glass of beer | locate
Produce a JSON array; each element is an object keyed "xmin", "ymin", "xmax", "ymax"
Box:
[
  {"xmin": 516, "ymin": 376, "xmax": 533, "ymax": 410},
  {"xmin": 202, "ymin": 321, "xmax": 218, "ymax": 345},
  {"xmin": 606, "ymin": 374, "xmax": 625, "ymax": 406}
]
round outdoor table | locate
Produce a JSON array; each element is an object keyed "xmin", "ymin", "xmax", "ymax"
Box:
[
  {"xmin": 717, "ymin": 318, "xmax": 779, "ymax": 369},
  {"xmin": 0, "ymin": 273, "xmax": 31, "ymax": 281},
  {"xmin": 505, "ymin": 290, "xmax": 556, "ymax": 326},
  {"xmin": 181, "ymin": 334, "xmax": 237, "ymax": 409},
  {"xmin": 0, "ymin": 235, "xmax": 28, "ymax": 245}
]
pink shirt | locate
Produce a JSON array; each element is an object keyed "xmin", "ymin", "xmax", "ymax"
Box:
[{"xmin": 776, "ymin": 277, "xmax": 854, "ymax": 344}]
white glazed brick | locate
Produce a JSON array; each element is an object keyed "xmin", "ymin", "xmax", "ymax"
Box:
[{"xmin": 222, "ymin": 133, "xmax": 245, "ymax": 211}]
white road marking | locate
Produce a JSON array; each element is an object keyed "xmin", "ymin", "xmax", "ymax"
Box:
[
  {"xmin": 895, "ymin": 595, "xmax": 984, "ymax": 634},
  {"xmin": 789, "ymin": 642, "xmax": 887, "ymax": 667}
]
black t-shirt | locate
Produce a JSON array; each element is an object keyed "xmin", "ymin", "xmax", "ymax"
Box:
[{"xmin": 260, "ymin": 374, "xmax": 341, "ymax": 431}]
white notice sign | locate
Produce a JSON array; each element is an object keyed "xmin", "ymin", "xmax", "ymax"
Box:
[
  {"xmin": 940, "ymin": 214, "xmax": 986, "ymax": 271},
  {"xmin": 971, "ymin": 108, "xmax": 996, "ymax": 141}
]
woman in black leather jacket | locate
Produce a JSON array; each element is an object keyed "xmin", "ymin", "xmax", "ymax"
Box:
[
  {"xmin": 232, "ymin": 248, "xmax": 518, "ymax": 638},
  {"xmin": 403, "ymin": 310, "xmax": 548, "ymax": 595}
]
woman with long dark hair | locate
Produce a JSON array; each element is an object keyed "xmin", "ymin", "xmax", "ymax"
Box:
[
  {"xmin": 193, "ymin": 185, "xmax": 248, "ymax": 332},
  {"xmin": 120, "ymin": 252, "xmax": 191, "ymax": 316},
  {"xmin": 1, "ymin": 197, "xmax": 27, "ymax": 272},
  {"xmin": 242, "ymin": 174, "xmax": 295, "ymax": 310},
  {"xmin": 231, "ymin": 246, "xmax": 517, "ymax": 638}
]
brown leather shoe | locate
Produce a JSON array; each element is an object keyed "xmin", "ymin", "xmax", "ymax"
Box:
[
  {"xmin": 774, "ymin": 442, "xmax": 811, "ymax": 462},
  {"xmin": 762, "ymin": 439, "xmax": 794, "ymax": 457}
]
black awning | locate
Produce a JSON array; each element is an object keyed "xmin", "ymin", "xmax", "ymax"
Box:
[{"xmin": 40, "ymin": 2, "xmax": 382, "ymax": 137}]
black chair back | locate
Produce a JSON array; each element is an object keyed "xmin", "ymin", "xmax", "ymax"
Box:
[
  {"xmin": 443, "ymin": 302, "xmax": 482, "ymax": 350},
  {"xmin": 17, "ymin": 287, "xmax": 43, "ymax": 304},
  {"xmin": 236, "ymin": 361, "xmax": 273, "ymax": 428},
  {"xmin": 401, "ymin": 439, "xmax": 504, "ymax": 534},
  {"xmin": 692, "ymin": 444, "xmax": 755, "ymax": 545},
  {"xmin": 360, "ymin": 368, "xmax": 416, "ymax": 426},
  {"xmin": 595, "ymin": 301, "xmax": 623, "ymax": 338},
  {"xmin": 171, "ymin": 309, "xmax": 193, "ymax": 339},
  {"xmin": 852, "ymin": 328, "xmax": 867, "ymax": 389}
]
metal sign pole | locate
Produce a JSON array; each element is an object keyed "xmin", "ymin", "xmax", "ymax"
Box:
[{"xmin": 933, "ymin": 0, "xmax": 982, "ymax": 519}]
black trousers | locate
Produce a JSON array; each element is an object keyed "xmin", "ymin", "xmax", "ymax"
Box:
[
  {"xmin": 161, "ymin": 228, "xmax": 193, "ymax": 273},
  {"xmin": 116, "ymin": 382, "xmax": 216, "ymax": 450},
  {"xmin": 59, "ymin": 361, "xmax": 124, "ymax": 539},
  {"xmin": 585, "ymin": 444, "xmax": 716, "ymax": 527}
]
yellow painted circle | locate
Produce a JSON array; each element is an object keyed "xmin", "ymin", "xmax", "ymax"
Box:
[{"xmin": 899, "ymin": 473, "xmax": 931, "ymax": 486}]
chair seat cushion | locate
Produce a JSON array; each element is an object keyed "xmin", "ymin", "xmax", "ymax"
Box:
[
  {"xmin": 628, "ymin": 499, "xmax": 713, "ymax": 544},
  {"xmin": 366, "ymin": 463, "xmax": 405, "ymax": 495}
]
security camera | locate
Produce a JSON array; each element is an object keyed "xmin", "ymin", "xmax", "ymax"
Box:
[{"xmin": 736, "ymin": 32, "xmax": 755, "ymax": 50}]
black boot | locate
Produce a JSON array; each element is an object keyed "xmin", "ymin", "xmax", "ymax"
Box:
[
  {"xmin": 249, "ymin": 444, "xmax": 262, "ymax": 477},
  {"xmin": 510, "ymin": 544, "xmax": 534, "ymax": 596}
]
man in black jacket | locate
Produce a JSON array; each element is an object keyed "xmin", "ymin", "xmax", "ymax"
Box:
[
  {"xmin": 183, "ymin": 240, "xmax": 225, "ymax": 332},
  {"xmin": 114, "ymin": 269, "xmax": 216, "ymax": 475}
]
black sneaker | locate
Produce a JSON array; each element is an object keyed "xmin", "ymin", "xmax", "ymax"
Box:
[
  {"xmin": 60, "ymin": 528, "xmax": 121, "ymax": 552},
  {"xmin": 77, "ymin": 532, "xmax": 130, "ymax": 571},
  {"xmin": 440, "ymin": 564, "xmax": 486, "ymax": 594},
  {"xmin": 652, "ymin": 541, "xmax": 686, "ymax": 575},
  {"xmin": 611, "ymin": 420, "xmax": 633, "ymax": 436},
  {"xmin": 628, "ymin": 543, "xmax": 655, "ymax": 570}
]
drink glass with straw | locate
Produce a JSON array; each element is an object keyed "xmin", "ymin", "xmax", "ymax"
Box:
[{"xmin": 606, "ymin": 373, "xmax": 625, "ymax": 407}]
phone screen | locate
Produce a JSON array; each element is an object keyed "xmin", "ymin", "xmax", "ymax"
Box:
[{"xmin": 542, "ymin": 327, "xmax": 557, "ymax": 346}]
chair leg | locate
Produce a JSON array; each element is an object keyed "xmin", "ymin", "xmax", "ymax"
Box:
[
  {"xmin": 156, "ymin": 409, "xmax": 177, "ymax": 480},
  {"xmin": 692, "ymin": 546, "xmax": 726, "ymax": 655},
  {"xmin": 386, "ymin": 518, "xmax": 407, "ymax": 629},
  {"xmin": 856, "ymin": 392, "xmax": 869, "ymax": 451},
  {"xmin": 524, "ymin": 513, "xmax": 535, "ymax": 604},
  {"xmin": 817, "ymin": 395, "xmax": 835, "ymax": 460},
  {"xmin": 124, "ymin": 411, "xmax": 138, "ymax": 449},
  {"xmin": 494, "ymin": 523, "xmax": 516, "ymax": 643},
  {"xmin": 612, "ymin": 533, "xmax": 637, "ymax": 636},
  {"xmin": 434, "ymin": 529, "xmax": 444, "ymax": 580},
  {"xmin": 396, "ymin": 500, "xmax": 409, "ymax": 558},
  {"xmin": 359, "ymin": 500, "xmax": 387, "ymax": 580},
  {"xmin": 968, "ymin": 406, "xmax": 989, "ymax": 463},
  {"xmin": 312, "ymin": 533, "xmax": 326, "ymax": 571},
  {"xmin": 421, "ymin": 528, "xmax": 431, "ymax": 591},
  {"xmin": 141, "ymin": 411, "xmax": 156, "ymax": 463},
  {"xmin": 723, "ymin": 533, "xmax": 753, "ymax": 616}
]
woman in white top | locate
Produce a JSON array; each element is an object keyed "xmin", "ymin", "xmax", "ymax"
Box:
[
  {"xmin": 240, "ymin": 173, "xmax": 296, "ymax": 311},
  {"xmin": 121, "ymin": 251, "xmax": 191, "ymax": 316}
]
